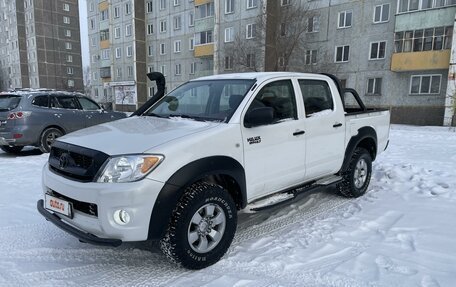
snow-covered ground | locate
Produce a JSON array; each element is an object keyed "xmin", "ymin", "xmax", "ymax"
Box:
[{"xmin": 1, "ymin": 125, "xmax": 455, "ymax": 287}]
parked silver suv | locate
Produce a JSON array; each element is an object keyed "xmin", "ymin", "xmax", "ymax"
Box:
[{"xmin": 0, "ymin": 89, "xmax": 126, "ymax": 153}]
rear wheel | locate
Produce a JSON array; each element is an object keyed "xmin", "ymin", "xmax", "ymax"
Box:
[
  {"xmin": 160, "ymin": 182, "xmax": 237, "ymax": 269},
  {"xmin": 39, "ymin": 128, "xmax": 63, "ymax": 153},
  {"xmin": 0, "ymin": 145, "xmax": 23, "ymax": 154},
  {"xmin": 337, "ymin": 147, "xmax": 372, "ymax": 198}
]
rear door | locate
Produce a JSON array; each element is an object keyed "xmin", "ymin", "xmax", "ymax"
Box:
[
  {"xmin": 50, "ymin": 95, "xmax": 85, "ymax": 133},
  {"xmin": 298, "ymin": 78, "xmax": 345, "ymax": 179},
  {"xmin": 241, "ymin": 79, "xmax": 306, "ymax": 200}
]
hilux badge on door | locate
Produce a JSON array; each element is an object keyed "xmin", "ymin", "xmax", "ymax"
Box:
[{"xmin": 247, "ymin": 136, "xmax": 261, "ymax": 145}]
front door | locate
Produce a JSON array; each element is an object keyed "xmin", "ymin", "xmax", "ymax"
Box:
[{"xmin": 241, "ymin": 79, "xmax": 306, "ymax": 200}]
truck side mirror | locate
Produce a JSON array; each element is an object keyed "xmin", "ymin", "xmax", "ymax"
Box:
[{"xmin": 244, "ymin": 107, "xmax": 274, "ymax": 128}]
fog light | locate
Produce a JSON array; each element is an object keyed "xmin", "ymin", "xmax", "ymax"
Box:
[{"xmin": 114, "ymin": 209, "xmax": 130, "ymax": 225}]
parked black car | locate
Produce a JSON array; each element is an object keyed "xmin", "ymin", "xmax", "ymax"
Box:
[{"xmin": 0, "ymin": 89, "xmax": 126, "ymax": 153}]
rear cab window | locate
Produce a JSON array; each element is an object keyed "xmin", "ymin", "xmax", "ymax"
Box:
[
  {"xmin": 298, "ymin": 79, "xmax": 334, "ymax": 117},
  {"xmin": 0, "ymin": 94, "xmax": 22, "ymax": 111}
]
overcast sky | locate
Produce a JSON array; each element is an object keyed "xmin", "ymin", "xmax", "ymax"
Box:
[{"xmin": 78, "ymin": 0, "xmax": 89, "ymax": 68}]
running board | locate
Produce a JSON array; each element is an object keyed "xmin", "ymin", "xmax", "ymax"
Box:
[{"xmin": 248, "ymin": 175, "xmax": 342, "ymax": 212}]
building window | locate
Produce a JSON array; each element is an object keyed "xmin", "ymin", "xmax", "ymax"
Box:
[
  {"xmin": 126, "ymin": 24, "xmax": 132, "ymax": 36},
  {"xmin": 100, "ymin": 9, "xmax": 108, "ymax": 21},
  {"xmin": 160, "ymin": 20, "xmax": 167, "ymax": 33},
  {"xmin": 147, "ymin": 24, "xmax": 154, "ymax": 35},
  {"xmin": 63, "ymin": 16, "xmax": 70, "ymax": 24},
  {"xmin": 369, "ymin": 41, "xmax": 386, "ymax": 60},
  {"xmin": 224, "ymin": 56, "xmax": 233, "ymax": 70},
  {"xmin": 127, "ymin": 66, "xmax": 134, "ymax": 77},
  {"xmin": 160, "ymin": 0, "xmax": 166, "ymax": 10},
  {"xmin": 146, "ymin": 1, "xmax": 153, "ymax": 13},
  {"xmin": 175, "ymin": 64, "xmax": 182, "ymax": 75},
  {"xmin": 225, "ymin": 0, "xmax": 234, "ymax": 14},
  {"xmin": 195, "ymin": 30, "xmax": 213, "ymax": 45},
  {"xmin": 160, "ymin": 43, "xmax": 166, "ymax": 55},
  {"xmin": 278, "ymin": 57, "xmax": 285, "ymax": 67},
  {"xmin": 366, "ymin": 78, "xmax": 382, "ymax": 95},
  {"xmin": 148, "ymin": 45, "xmax": 153, "ymax": 56},
  {"xmin": 338, "ymin": 10, "xmax": 352, "ymax": 28},
  {"xmin": 190, "ymin": 62, "xmax": 196, "ymax": 74},
  {"xmin": 174, "ymin": 40, "xmax": 181, "ymax": 53},
  {"xmin": 116, "ymin": 67, "xmax": 122, "ymax": 78},
  {"xmin": 373, "ymin": 3, "xmax": 390, "ymax": 23},
  {"xmin": 305, "ymin": 50, "xmax": 317, "ymax": 65},
  {"xmin": 125, "ymin": 3, "xmax": 131, "ymax": 15},
  {"xmin": 189, "ymin": 37, "xmax": 194, "ymax": 50},
  {"xmin": 247, "ymin": 0, "xmax": 258, "ymax": 9},
  {"xmin": 65, "ymin": 29, "xmax": 71, "ymax": 37},
  {"xmin": 307, "ymin": 16, "xmax": 320, "ymax": 33},
  {"xmin": 174, "ymin": 0, "xmax": 180, "ymax": 6},
  {"xmin": 114, "ymin": 6, "xmax": 120, "ymax": 18},
  {"xmin": 196, "ymin": 2, "xmax": 214, "ymax": 19},
  {"xmin": 100, "ymin": 29, "xmax": 109, "ymax": 41},
  {"xmin": 247, "ymin": 53, "xmax": 255, "ymax": 68},
  {"xmin": 189, "ymin": 11, "xmax": 194, "ymax": 26},
  {"xmin": 114, "ymin": 27, "xmax": 121, "ymax": 38},
  {"xmin": 280, "ymin": 23, "xmax": 287, "ymax": 36},
  {"xmin": 246, "ymin": 23, "xmax": 256, "ymax": 39},
  {"xmin": 68, "ymin": 80, "xmax": 74, "ymax": 87},
  {"xmin": 67, "ymin": 67, "xmax": 74, "ymax": 75},
  {"xmin": 101, "ymin": 49, "xmax": 110, "ymax": 59},
  {"xmin": 335, "ymin": 45, "xmax": 350, "ymax": 62},
  {"xmin": 398, "ymin": 0, "xmax": 456, "ymax": 13},
  {"xmin": 92, "ymin": 55, "xmax": 98, "ymax": 63},
  {"xmin": 281, "ymin": 0, "xmax": 291, "ymax": 6},
  {"xmin": 65, "ymin": 42, "xmax": 72, "ymax": 50},
  {"xmin": 225, "ymin": 27, "xmax": 234, "ymax": 42},
  {"xmin": 66, "ymin": 55, "xmax": 73, "ymax": 62},
  {"xmin": 89, "ymin": 1, "xmax": 94, "ymax": 12},
  {"xmin": 395, "ymin": 26, "xmax": 453, "ymax": 53},
  {"xmin": 160, "ymin": 65, "xmax": 166, "ymax": 75},
  {"xmin": 174, "ymin": 15, "xmax": 182, "ymax": 30},
  {"xmin": 63, "ymin": 3, "xmax": 70, "ymax": 11},
  {"xmin": 115, "ymin": 47, "xmax": 121, "ymax": 58},
  {"xmin": 410, "ymin": 75, "xmax": 441, "ymax": 94},
  {"xmin": 126, "ymin": 45, "xmax": 133, "ymax": 57},
  {"xmin": 90, "ymin": 18, "xmax": 95, "ymax": 30}
]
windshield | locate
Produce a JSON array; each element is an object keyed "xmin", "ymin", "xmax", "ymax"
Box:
[
  {"xmin": 145, "ymin": 79, "xmax": 255, "ymax": 122},
  {"xmin": 0, "ymin": 95, "xmax": 22, "ymax": 111}
]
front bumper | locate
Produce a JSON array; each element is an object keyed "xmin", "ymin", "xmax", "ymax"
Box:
[
  {"xmin": 37, "ymin": 199, "xmax": 122, "ymax": 246},
  {"xmin": 40, "ymin": 163, "xmax": 165, "ymax": 242}
]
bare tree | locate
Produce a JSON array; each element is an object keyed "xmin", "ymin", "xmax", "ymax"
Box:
[{"xmin": 223, "ymin": 34, "xmax": 261, "ymax": 72}]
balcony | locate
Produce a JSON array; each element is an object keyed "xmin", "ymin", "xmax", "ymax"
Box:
[
  {"xmin": 194, "ymin": 43, "xmax": 214, "ymax": 58},
  {"xmin": 194, "ymin": 17, "xmax": 214, "ymax": 32},
  {"xmin": 100, "ymin": 40, "xmax": 109, "ymax": 49},
  {"xmin": 391, "ymin": 50, "xmax": 450, "ymax": 72},
  {"xmin": 395, "ymin": 7, "xmax": 456, "ymax": 31},
  {"xmin": 195, "ymin": 0, "xmax": 212, "ymax": 5}
]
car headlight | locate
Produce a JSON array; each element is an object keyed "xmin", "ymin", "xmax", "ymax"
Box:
[{"xmin": 97, "ymin": 155, "xmax": 164, "ymax": 183}]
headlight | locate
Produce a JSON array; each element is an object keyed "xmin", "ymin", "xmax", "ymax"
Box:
[{"xmin": 97, "ymin": 155, "xmax": 164, "ymax": 183}]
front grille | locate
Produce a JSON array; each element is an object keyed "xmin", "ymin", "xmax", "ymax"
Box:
[
  {"xmin": 49, "ymin": 141, "xmax": 109, "ymax": 182},
  {"xmin": 49, "ymin": 189, "xmax": 98, "ymax": 217}
]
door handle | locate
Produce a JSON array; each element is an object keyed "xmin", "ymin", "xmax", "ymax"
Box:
[
  {"xmin": 333, "ymin": 123, "xmax": 343, "ymax": 128},
  {"xmin": 293, "ymin": 130, "xmax": 305, "ymax": 136}
]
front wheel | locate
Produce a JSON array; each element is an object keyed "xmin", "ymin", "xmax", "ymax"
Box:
[
  {"xmin": 337, "ymin": 147, "xmax": 372, "ymax": 198},
  {"xmin": 160, "ymin": 182, "xmax": 237, "ymax": 269},
  {"xmin": 39, "ymin": 128, "xmax": 63, "ymax": 153}
]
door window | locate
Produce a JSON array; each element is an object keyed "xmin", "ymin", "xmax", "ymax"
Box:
[
  {"xmin": 298, "ymin": 79, "xmax": 334, "ymax": 117},
  {"xmin": 78, "ymin": 97, "xmax": 101, "ymax": 110},
  {"xmin": 51, "ymin": 96, "xmax": 80, "ymax": 110},
  {"xmin": 247, "ymin": 80, "xmax": 297, "ymax": 123}
]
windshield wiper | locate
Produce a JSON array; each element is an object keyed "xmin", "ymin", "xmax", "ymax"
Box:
[{"xmin": 146, "ymin": 113, "xmax": 169, "ymax": 118}]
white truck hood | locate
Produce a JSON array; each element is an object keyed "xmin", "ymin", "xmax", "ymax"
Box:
[{"xmin": 57, "ymin": 116, "xmax": 221, "ymax": 155}]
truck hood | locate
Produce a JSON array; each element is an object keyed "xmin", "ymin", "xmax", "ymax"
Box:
[{"xmin": 57, "ymin": 116, "xmax": 221, "ymax": 155}]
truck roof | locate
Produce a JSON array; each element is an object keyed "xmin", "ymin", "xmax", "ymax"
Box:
[{"xmin": 191, "ymin": 72, "xmax": 330, "ymax": 83}]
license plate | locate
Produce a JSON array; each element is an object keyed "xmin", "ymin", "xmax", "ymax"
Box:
[{"xmin": 45, "ymin": 194, "xmax": 73, "ymax": 218}]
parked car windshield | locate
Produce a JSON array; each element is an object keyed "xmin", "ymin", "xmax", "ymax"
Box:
[
  {"xmin": 0, "ymin": 95, "xmax": 22, "ymax": 111},
  {"xmin": 145, "ymin": 79, "xmax": 255, "ymax": 122}
]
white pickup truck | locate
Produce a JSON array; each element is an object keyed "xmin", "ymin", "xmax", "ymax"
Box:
[{"xmin": 37, "ymin": 72, "xmax": 390, "ymax": 269}]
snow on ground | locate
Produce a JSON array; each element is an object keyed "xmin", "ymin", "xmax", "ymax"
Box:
[{"xmin": 1, "ymin": 125, "xmax": 456, "ymax": 286}]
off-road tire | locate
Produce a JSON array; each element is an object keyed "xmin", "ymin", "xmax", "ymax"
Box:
[
  {"xmin": 160, "ymin": 182, "xmax": 237, "ymax": 270},
  {"xmin": 0, "ymin": 145, "xmax": 23, "ymax": 154},
  {"xmin": 337, "ymin": 147, "xmax": 372, "ymax": 198},
  {"xmin": 39, "ymin": 128, "xmax": 63, "ymax": 153}
]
